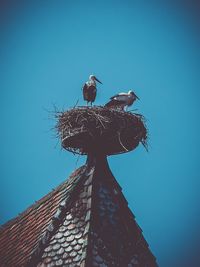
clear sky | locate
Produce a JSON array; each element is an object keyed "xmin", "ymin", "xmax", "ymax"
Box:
[{"xmin": 0, "ymin": 1, "xmax": 200, "ymax": 266}]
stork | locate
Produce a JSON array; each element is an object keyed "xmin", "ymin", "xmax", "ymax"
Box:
[
  {"xmin": 82, "ymin": 75, "xmax": 102, "ymax": 106},
  {"xmin": 105, "ymin": 90, "xmax": 139, "ymax": 111}
]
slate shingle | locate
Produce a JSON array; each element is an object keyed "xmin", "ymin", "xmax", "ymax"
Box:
[{"xmin": 0, "ymin": 157, "xmax": 157, "ymax": 267}]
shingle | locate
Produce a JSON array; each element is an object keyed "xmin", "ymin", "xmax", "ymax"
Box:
[
  {"xmin": 0, "ymin": 166, "xmax": 86, "ymax": 267},
  {"xmin": 0, "ymin": 157, "xmax": 157, "ymax": 267}
]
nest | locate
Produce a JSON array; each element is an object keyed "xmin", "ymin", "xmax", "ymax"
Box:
[{"xmin": 55, "ymin": 106, "xmax": 148, "ymax": 156}]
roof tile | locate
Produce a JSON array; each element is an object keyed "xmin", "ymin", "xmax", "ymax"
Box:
[{"xmin": 0, "ymin": 158, "xmax": 157, "ymax": 267}]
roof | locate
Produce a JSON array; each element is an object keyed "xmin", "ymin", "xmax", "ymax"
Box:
[{"xmin": 0, "ymin": 156, "xmax": 158, "ymax": 267}]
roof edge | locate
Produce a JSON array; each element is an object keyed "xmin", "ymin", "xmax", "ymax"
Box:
[{"xmin": 26, "ymin": 166, "xmax": 88, "ymax": 267}]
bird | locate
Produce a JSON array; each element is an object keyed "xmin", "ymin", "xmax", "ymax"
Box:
[
  {"xmin": 82, "ymin": 75, "xmax": 102, "ymax": 106},
  {"xmin": 105, "ymin": 90, "xmax": 139, "ymax": 111}
]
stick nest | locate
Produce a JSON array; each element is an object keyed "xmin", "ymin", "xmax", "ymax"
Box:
[{"xmin": 55, "ymin": 106, "xmax": 148, "ymax": 156}]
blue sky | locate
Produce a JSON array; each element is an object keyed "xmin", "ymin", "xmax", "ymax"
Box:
[{"xmin": 0, "ymin": 1, "xmax": 200, "ymax": 266}]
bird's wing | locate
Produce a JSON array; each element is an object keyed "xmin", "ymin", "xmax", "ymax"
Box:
[
  {"xmin": 110, "ymin": 92, "xmax": 127, "ymax": 100},
  {"xmin": 83, "ymin": 83, "xmax": 89, "ymax": 100},
  {"xmin": 88, "ymin": 85, "xmax": 97, "ymax": 102},
  {"xmin": 83, "ymin": 83, "xmax": 88, "ymax": 91},
  {"xmin": 105, "ymin": 98, "xmax": 127, "ymax": 107},
  {"xmin": 118, "ymin": 92, "xmax": 128, "ymax": 95},
  {"xmin": 113, "ymin": 95, "xmax": 129, "ymax": 103}
]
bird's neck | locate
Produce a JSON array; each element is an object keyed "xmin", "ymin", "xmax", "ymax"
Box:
[{"xmin": 88, "ymin": 79, "xmax": 96, "ymax": 86}]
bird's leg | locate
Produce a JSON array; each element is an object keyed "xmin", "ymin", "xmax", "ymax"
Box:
[{"xmin": 91, "ymin": 102, "xmax": 93, "ymax": 107}]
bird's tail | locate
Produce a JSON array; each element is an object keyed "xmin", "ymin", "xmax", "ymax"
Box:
[{"xmin": 105, "ymin": 100, "xmax": 114, "ymax": 108}]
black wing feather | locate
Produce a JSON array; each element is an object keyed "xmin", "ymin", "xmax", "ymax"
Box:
[
  {"xmin": 105, "ymin": 99, "xmax": 126, "ymax": 107},
  {"xmin": 82, "ymin": 84, "xmax": 96, "ymax": 102},
  {"xmin": 83, "ymin": 83, "xmax": 89, "ymax": 101}
]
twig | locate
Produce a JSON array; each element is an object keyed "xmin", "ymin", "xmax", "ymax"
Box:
[
  {"xmin": 117, "ymin": 132, "xmax": 129, "ymax": 152},
  {"xmin": 73, "ymin": 99, "xmax": 79, "ymax": 108}
]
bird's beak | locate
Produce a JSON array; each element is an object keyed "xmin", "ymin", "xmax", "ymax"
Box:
[
  {"xmin": 134, "ymin": 93, "xmax": 140, "ymax": 100},
  {"xmin": 94, "ymin": 77, "xmax": 102, "ymax": 84}
]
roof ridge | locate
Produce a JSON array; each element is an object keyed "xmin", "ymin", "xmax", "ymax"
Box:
[
  {"xmin": 80, "ymin": 166, "xmax": 96, "ymax": 267},
  {"xmin": 26, "ymin": 165, "xmax": 90, "ymax": 266},
  {"xmin": 31, "ymin": 164, "xmax": 95, "ymax": 267}
]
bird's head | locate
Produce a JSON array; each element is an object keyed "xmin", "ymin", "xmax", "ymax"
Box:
[
  {"xmin": 89, "ymin": 74, "xmax": 102, "ymax": 84},
  {"xmin": 128, "ymin": 90, "xmax": 140, "ymax": 100}
]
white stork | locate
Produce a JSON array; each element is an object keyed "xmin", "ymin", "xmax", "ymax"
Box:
[
  {"xmin": 105, "ymin": 90, "xmax": 139, "ymax": 110},
  {"xmin": 82, "ymin": 75, "xmax": 102, "ymax": 106}
]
